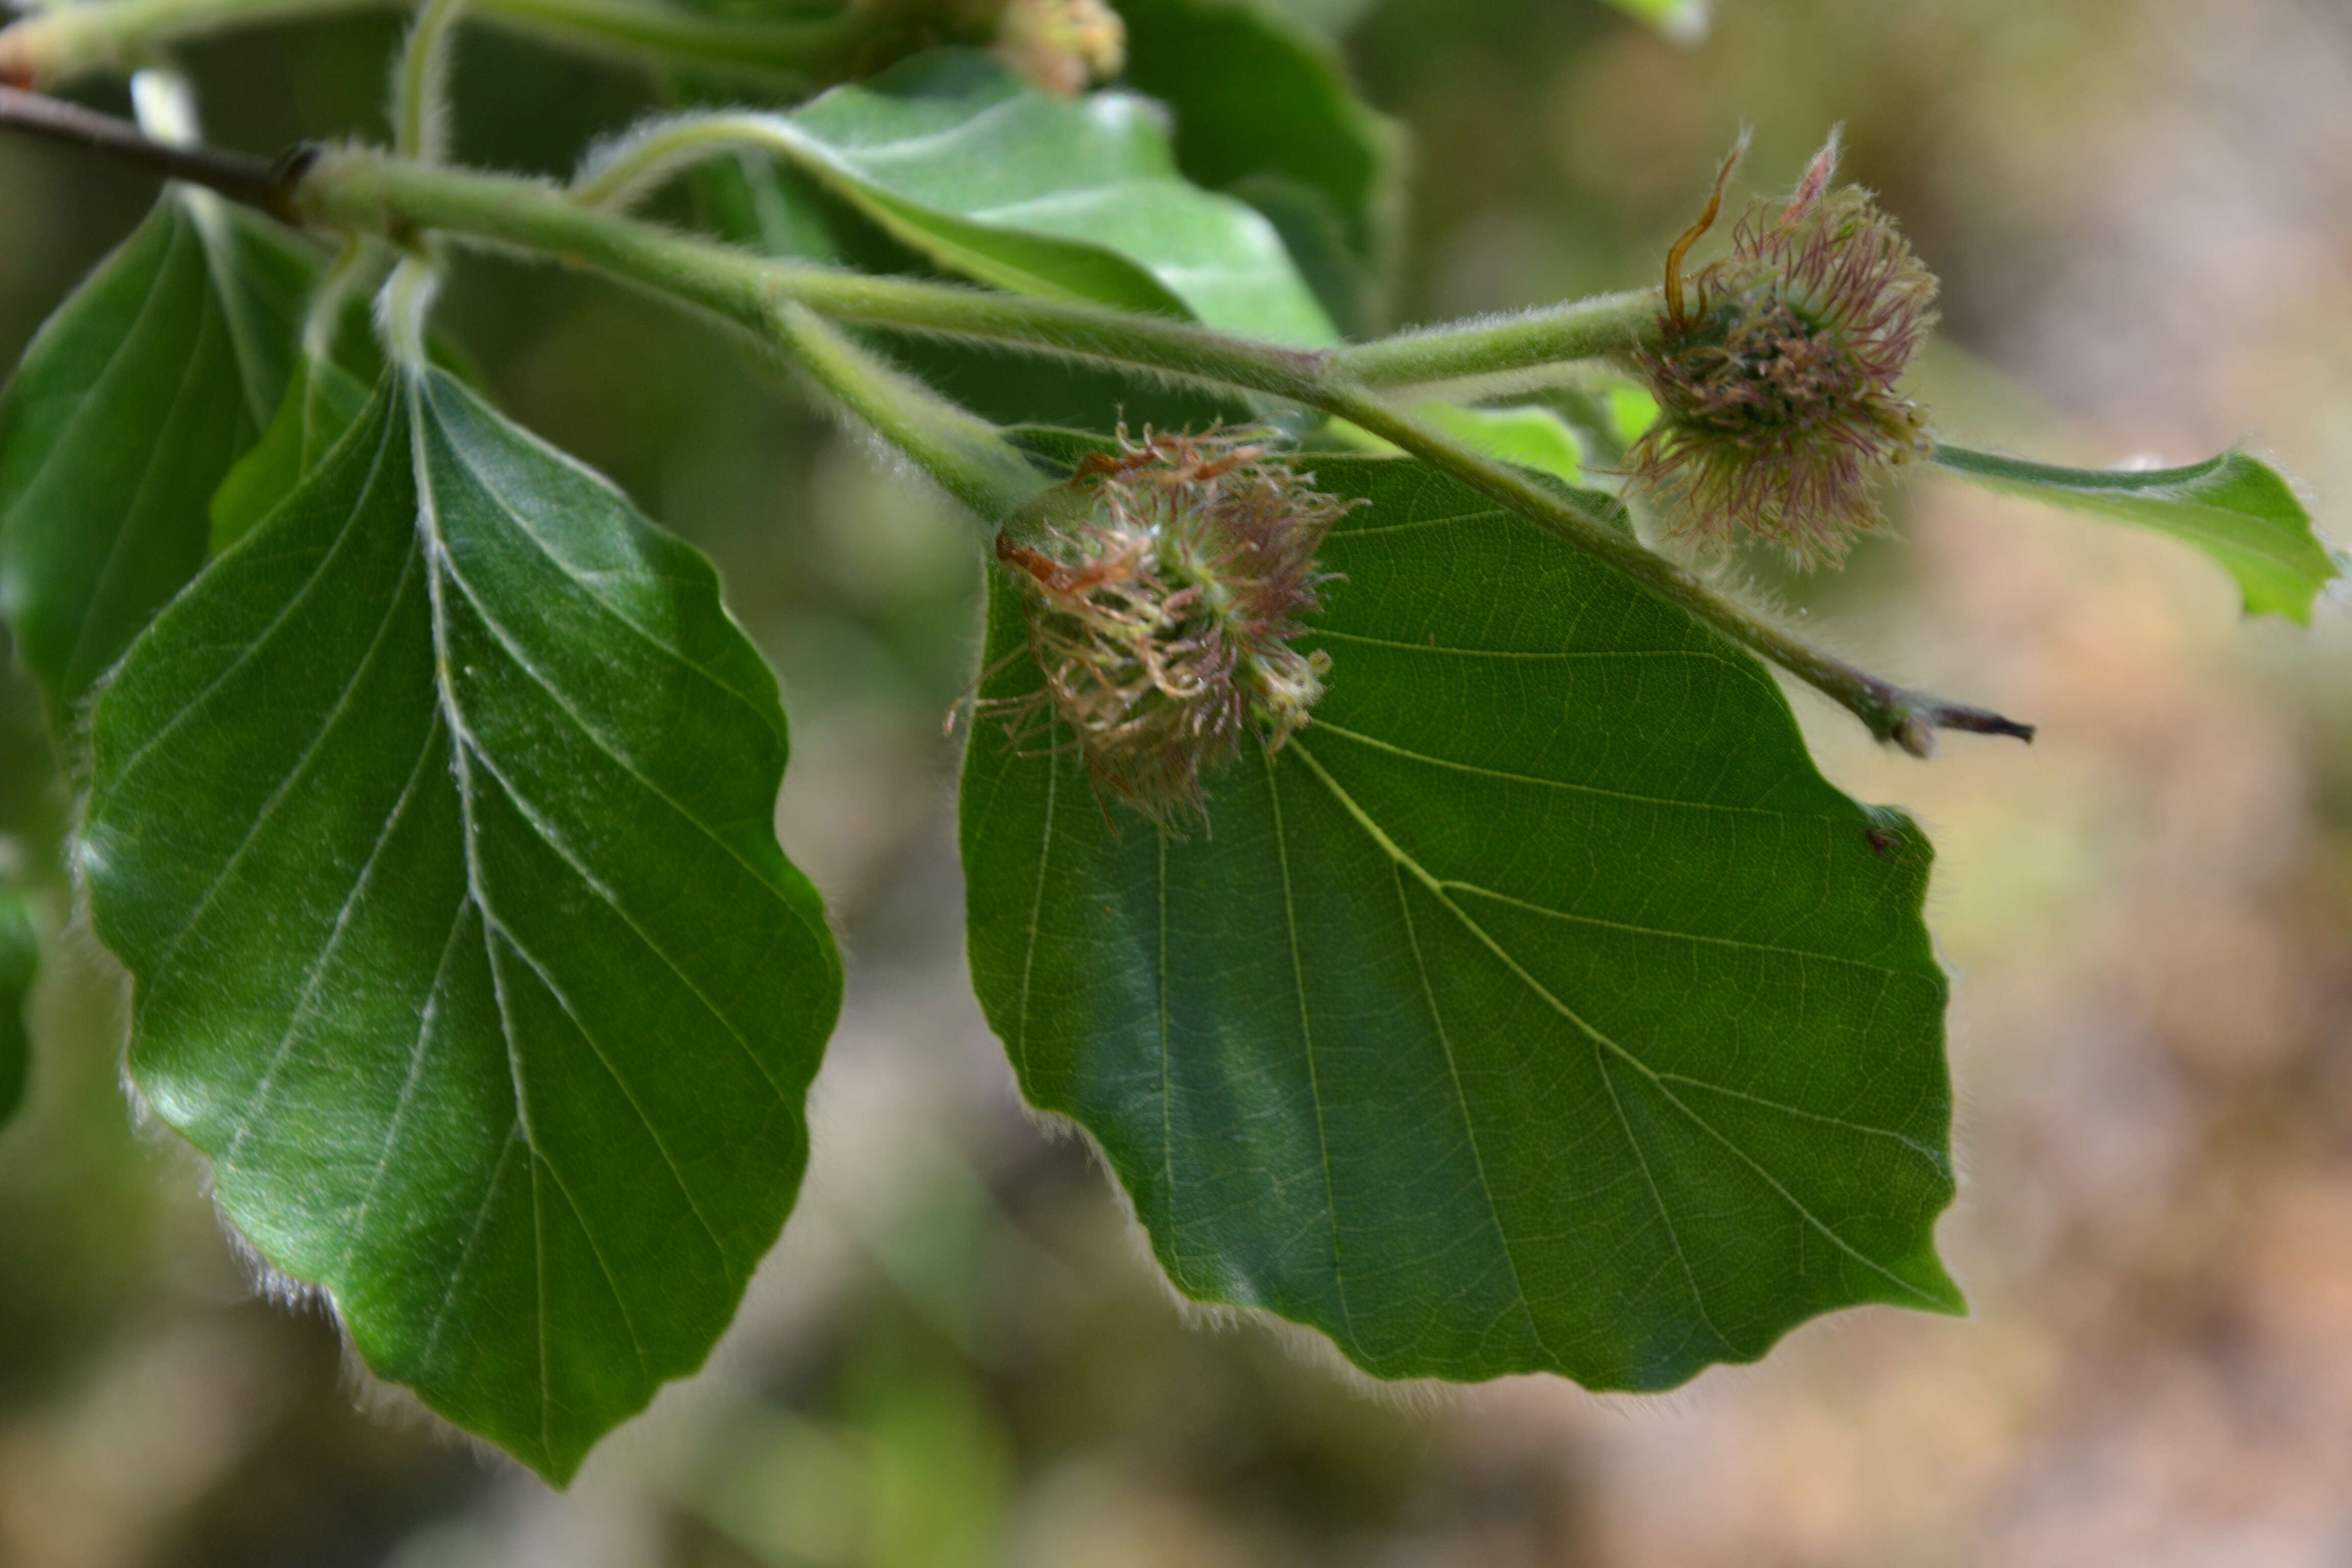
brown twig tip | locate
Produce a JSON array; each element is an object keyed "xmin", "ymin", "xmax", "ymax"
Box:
[{"xmin": 1890, "ymin": 699, "xmax": 2037, "ymax": 760}]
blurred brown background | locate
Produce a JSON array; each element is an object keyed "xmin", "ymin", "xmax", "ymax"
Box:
[{"xmin": 2, "ymin": 0, "xmax": 2349, "ymax": 1562}]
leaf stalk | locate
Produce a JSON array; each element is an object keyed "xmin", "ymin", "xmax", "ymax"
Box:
[
  {"xmin": 1326, "ymin": 291, "xmax": 1665, "ymax": 390},
  {"xmin": 766, "ymin": 302, "xmax": 1051, "ymax": 522}
]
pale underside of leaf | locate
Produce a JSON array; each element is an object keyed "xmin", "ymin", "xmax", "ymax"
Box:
[{"xmin": 1932, "ymin": 442, "xmax": 2340, "ymax": 623}]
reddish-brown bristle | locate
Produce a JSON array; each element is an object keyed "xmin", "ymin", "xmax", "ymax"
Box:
[
  {"xmin": 1630, "ymin": 146, "xmax": 1938, "ymax": 568},
  {"xmin": 987, "ymin": 427, "xmax": 1356, "ymax": 823}
]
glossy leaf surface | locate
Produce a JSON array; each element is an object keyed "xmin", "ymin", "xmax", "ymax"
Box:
[
  {"xmin": 1114, "ymin": 0, "xmax": 1406, "ymax": 334},
  {"xmin": 767, "ymin": 49, "xmax": 1337, "ymax": 342},
  {"xmin": 209, "ymin": 357, "xmax": 373, "ymax": 553},
  {"xmin": 0, "ymin": 192, "xmax": 317, "ymax": 727},
  {"xmin": 1934, "ymin": 443, "xmax": 2341, "ymax": 623},
  {"xmin": 963, "ymin": 446, "xmax": 1961, "ymax": 1390},
  {"xmin": 82, "ymin": 369, "xmax": 841, "ymax": 1482}
]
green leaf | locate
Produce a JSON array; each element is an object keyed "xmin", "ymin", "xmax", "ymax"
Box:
[
  {"xmin": 695, "ymin": 154, "xmax": 852, "ymax": 263},
  {"xmin": 81, "ymin": 368, "xmax": 842, "ymax": 1482},
  {"xmin": 1606, "ymin": 383, "xmax": 1661, "ymax": 447},
  {"xmin": 1417, "ymin": 404, "xmax": 1587, "ymax": 487},
  {"xmin": 1598, "ymin": 0, "xmax": 1710, "ymax": 42},
  {"xmin": 0, "ymin": 884, "xmax": 34, "ymax": 1129},
  {"xmin": 961, "ymin": 444, "xmax": 1959, "ymax": 1390},
  {"xmin": 1113, "ymin": 0, "xmax": 1407, "ymax": 335},
  {"xmin": 1933, "ymin": 442, "xmax": 2341, "ymax": 624},
  {"xmin": 759, "ymin": 48, "xmax": 1338, "ymax": 343},
  {"xmin": 0, "ymin": 192, "xmax": 318, "ymax": 729},
  {"xmin": 209, "ymin": 357, "xmax": 373, "ymax": 554},
  {"xmin": 1254, "ymin": 0, "xmax": 1384, "ymax": 33},
  {"xmin": 1325, "ymin": 404, "xmax": 1599, "ymax": 505}
]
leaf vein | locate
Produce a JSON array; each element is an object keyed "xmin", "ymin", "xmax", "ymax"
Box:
[{"xmin": 1288, "ymin": 740, "xmax": 1946, "ymax": 1310}]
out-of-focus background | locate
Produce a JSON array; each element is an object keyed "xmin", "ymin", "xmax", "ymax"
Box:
[{"xmin": 3, "ymin": 0, "xmax": 2350, "ymax": 1562}]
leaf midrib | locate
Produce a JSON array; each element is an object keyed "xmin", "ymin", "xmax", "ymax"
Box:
[
  {"xmin": 407, "ymin": 371, "xmax": 552, "ymax": 1452},
  {"xmin": 417, "ymin": 378, "xmax": 804, "ymax": 1104},
  {"xmin": 406, "ymin": 377, "xmax": 791, "ymax": 1281}
]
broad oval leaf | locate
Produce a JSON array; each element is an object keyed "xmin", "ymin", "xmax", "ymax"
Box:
[
  {"xmin": 81, "ymin": 368, "xmax": 842, "ymax": 1482},
  {"xmin": 961, "ymin": 447, "xmax": 1961, "ymax": 1389},
  {"xmin": 0, "ymin": 192, "xmax": 318, "ymax": 729},
  {"xmin": 1933, "ymin": 442, "xmax": 2342, "ymax": 624},
  {"xmin": 1113, "ymin": 0, "xmax": 1407, "ymax": 335},
  {"xmin": 750, "ymin": 48, "xmax": 1338, "ymax": 343},
  {"xmin": 0, "ymin": 883, "xmax": 33, "ymax": 1128}
]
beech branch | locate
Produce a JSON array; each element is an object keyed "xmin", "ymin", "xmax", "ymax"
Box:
[
  {"xmin": 0, "ymin": 84, "xmax": 298, "ymax": 215},
  {"xmin": 0, "ymin": 91, "xmax": 2036, "ymax": 756}
]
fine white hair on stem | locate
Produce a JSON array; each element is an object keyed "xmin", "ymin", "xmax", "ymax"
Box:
[
  {"xmin": 572, "ymin": 109, "xmax": 810, "ymax": 213},
  {"xmin": 373, "ymin": 254, "xmax": 443, "ymax": 372},
  {"xmin": 304, "ymin": 236, "xmax": 390, "ymax": 363},
  {"xmin": 394, "ymin": 0, "xmax": 467, "ymax": 165}
]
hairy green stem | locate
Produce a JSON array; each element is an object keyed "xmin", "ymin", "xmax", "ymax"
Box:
[
  {"xmin": 768, "ymin": 303, "xmax": 1050, "ymax": 521},
  {"xmin": 379, "ymin": 253, "xmax": 439, "ymax": 365},
  {"xmin": 0, "ymin": 0, "xmax": 866, "ymax": 87},
  {"xmin": 566, "ymin": 112, "xmax": 1674, "ymax": 398},
  {"xmin": 571, "ymin": 109, "xmax": 824, "ymax": 211},
  {"xmin": 395, "ymin": 0, "xmax": 462, "ymax": 162},
  {"xmin": 1329, "ymin": 290, "xmax": 1666, "ymax": 390},
  {"xmin": 306, "ymin": 151, "xmax": 1337, "ymax": 398},
  {"xmin": 293, "ymin": 153, "xmax": 2021, "ymax": 750},
  {"xmin": 472, "ymin": 0, "xmax": 862, "ymax": 77},
  {"xmin": 0, "ymin": 93, "xmax": 2029, "ymax": 752}
]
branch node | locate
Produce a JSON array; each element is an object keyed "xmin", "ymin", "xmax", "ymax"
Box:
[{"xmin": 1888, "ymin": 695, "xmax": 2036, "ymax": 760}]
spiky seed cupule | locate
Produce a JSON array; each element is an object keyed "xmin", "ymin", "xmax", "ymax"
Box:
[
  {"xmin": 990, "ymin": 427, "xmax": 1353, "ymax": 823},
  {"xmin": 1630, "ymin": 134, "xmax": 1940, "ymax": 566}
]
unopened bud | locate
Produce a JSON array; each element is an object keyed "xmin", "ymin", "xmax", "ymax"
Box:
[{"xmin": 993, "ymin": 0, "xmax": 1125, "ymax": 96}]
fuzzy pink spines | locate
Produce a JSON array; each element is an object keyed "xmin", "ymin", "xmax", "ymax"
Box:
[
  {"xmin": 1631, "ymin": 141, "xmax": 1940, "ymax": 566},
  {"xmin": 993, "ymin": 428, "xmax": 1352, "ymax": 823}
]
